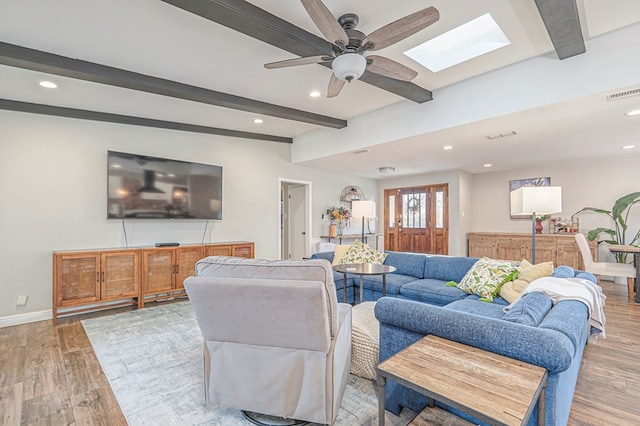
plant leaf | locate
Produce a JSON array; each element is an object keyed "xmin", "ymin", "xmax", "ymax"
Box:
[{"xmin": 587, "ymin": 227, "xmax": 616, "ymax": 242}]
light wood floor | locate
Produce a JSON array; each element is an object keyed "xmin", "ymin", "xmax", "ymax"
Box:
[{"xmin": 1, "ymin": 281, "xmax": 639, "ymax": 425}]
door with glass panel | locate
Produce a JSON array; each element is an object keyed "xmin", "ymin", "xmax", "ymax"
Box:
[{"xmin": 384, "ymin": 184, "xmax": 448, "ymax": 254}]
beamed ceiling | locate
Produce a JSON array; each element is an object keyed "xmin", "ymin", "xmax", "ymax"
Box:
[{"xmin": 0, "ymin": 0, "xmax": 639, "ymax": 177}]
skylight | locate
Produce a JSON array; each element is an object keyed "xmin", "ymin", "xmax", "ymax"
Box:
[{"xmin": 403, "ymin": 13, "xmax": 510, "ymax": 73}]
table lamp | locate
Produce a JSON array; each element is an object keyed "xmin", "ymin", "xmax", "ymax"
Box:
[
  {"xmin": 510, "ymin": 186, "xmax": 562, "ymax": 264},
  {"xmin": 351, "ymin": 200, "xmax": 376, "ymax": 245}
]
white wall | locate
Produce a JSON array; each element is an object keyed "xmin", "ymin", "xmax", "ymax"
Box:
[
  {"xmin": 470, "ymin": 155, "xmax": 640, "ymax": 260},
  {"xmin": 0, "ymin": 111, "xmax": 376, "ymax": 322}
]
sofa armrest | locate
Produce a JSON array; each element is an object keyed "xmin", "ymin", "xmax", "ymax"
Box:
[{"xmin": 375, "ymin": 297, "xmax": 575, "ymax": 373}]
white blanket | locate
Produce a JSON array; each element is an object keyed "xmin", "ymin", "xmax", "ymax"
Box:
[{"xmin": 507, "ymin": 276, "xmax": 607, "ymax": 341}]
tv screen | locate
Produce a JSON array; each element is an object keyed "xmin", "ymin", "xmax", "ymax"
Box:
[{"xmin": 107, "ymin": 151, "xmax": 222, "ymax": 219}]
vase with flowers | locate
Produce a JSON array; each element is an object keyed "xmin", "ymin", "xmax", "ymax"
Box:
[{"xmin": 326, "ymin": 206, "xmax": 350, "ymax": 237}]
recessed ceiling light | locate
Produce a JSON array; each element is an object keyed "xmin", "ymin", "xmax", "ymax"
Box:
[
  {"xmin": 253, "ymin": 118, "xmax": 264, "ymax": 124},
  {"xmin": 404, "ymin": 13, "xmax": 510, "ymax": 73},
  {"xmin": 39, "ymin": 81, "xmax": 58, "ymax": 89},
  {"xmin": 442, "ymin": 145, "xmax": 453, "ymax": 150},
  {"xmin": 309, "ymin": 91, "xmax": 321, "ymax": 98},
  {"xmin": 622, "ymin": 145, "xmax": 636, "ymax": 149},
  {"xmin": 378, "ymin": 166, "xmax": 396, "ymax": 174},
  {"xmin": 626, "ymin": 109, "xmax": 640, "ymax": 117},
  {"xmin": 483, "ymin": 163, "xmax": 492, "ymax": 168}
]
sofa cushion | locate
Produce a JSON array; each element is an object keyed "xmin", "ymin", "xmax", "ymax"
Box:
[
  {"xmin": 444, "ymin": 299, "xmax": 506, "ymax": 320},
  {"xmin": 499, "ymin": 260, "xmax": 554, "ymax": 304},
  {"xmin": 457, "ymin": 257, "xmax": 519, "ymax": 302},
  {"xmin": 340, "ymin": 240, "xmax": 388, "ymax": 264},
  {"xmin": 424, "ymin": 256, "xmax": 478, "ymax": 282},
  {"xmin": 399, "ymin": 279, "xmax": 468, "ymax": 306},
  {"xmin": 383, "ymin": 251, "xmax": 426, "ymax": 278},
  {"xmin": 361, "ymin": 274, "xmax": 416, "ymax": 296},
  {"xmin": 503, "ymin": 292, "xmax": 553, "ymax": 327}
]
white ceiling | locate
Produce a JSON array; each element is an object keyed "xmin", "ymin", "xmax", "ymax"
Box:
[{"xmin": 1, "ymin": 0, "xmax": 639, "ymax": 178}]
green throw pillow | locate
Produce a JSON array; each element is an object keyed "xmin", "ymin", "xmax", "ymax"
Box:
[
  {"xmin": 457, "ymin": 257, "xmax": 519, "ymax": 302},
  {"xmin": 340, "ymin": 240, "xmax": 388, "ymax": 264}
]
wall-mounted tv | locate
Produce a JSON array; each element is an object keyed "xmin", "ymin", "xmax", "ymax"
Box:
[{"xmin": 107, "ymin": 151, "xmax": 222, "ymax": 220}]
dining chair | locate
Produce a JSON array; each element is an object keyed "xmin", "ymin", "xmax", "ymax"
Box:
[{"xmin": 575, "ymin": 233, "xmax": 636, "ymax": 299}]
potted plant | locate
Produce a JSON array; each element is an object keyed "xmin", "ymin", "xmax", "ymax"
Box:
[{"xmin": 573, "ymin": 192, "xmax": 640, "ymax": 263}]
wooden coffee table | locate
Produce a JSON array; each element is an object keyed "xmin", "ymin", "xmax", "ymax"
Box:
[{"xmin": 376, "ymin": 335, "xmax": 548, "ymax": 426}]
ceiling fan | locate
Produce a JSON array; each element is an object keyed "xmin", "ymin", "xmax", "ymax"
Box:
[{"xmin": 264, "ymin": 0, "xmax": 439, "ymax": 98}]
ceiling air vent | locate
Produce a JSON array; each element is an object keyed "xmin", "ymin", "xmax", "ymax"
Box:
[{"xmin": 607, "ymin": 88, "xmax": 640, "ymax": 101}]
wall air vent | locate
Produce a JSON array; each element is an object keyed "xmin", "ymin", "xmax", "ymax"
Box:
[{"xmin": 607, "ymin": 88, "xmax": 640, "ymax": 101}]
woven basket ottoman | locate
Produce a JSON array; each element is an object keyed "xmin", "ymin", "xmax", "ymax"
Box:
[{"xmin": 350, "ymin": 301, "xmax": 379, "ymax": 380}]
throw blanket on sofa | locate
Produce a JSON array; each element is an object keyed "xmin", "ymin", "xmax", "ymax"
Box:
[{"xmin": 507, "ymin": 276, "xmax": 607, "ymax": 341}]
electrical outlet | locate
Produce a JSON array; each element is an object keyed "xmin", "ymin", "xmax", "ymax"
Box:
[{"xmin": 16, "ymin": 295, "xmax": 28, "ymax": 307}]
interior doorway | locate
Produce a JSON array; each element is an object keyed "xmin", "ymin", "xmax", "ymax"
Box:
[
  {"xmin": 279, "ymin": 179, "xmax": 312, "ymax": 260},
  {"xmin": 384, "ymin": 184, "xmax": 449, "ymax": 254}
]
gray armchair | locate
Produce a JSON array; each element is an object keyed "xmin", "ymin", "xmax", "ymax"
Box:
[{"xmin": 184, "ymin": 256, "xmax": 352, "ymax": 425}]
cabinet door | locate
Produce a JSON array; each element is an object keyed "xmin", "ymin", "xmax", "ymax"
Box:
[
  {"xmin": 525, "ymin": 236, "xmax": 556, "ymax": 264},
  {"xmin": 557, "ymin": 237, "xmax": 595, "ymax": 270},
  {"xmin": 232, "ymin": 243, "xmax": 254, "ymax": 258},
  {"xmin": 496, "ymin": 236, "xmax": 528, "ymax": 262},
  {"xmin": 142, "ymin": 249, "xmax": 175, "ymax": 294},
  {"xmin": 206, "ymin": 244, "xmax": 232, "ymax": 257},
  {"xmin": 175, "ymin": 246, "xmax": 204, "ymax": 289},
  {"xmin": 468, "ymin": 234, "xmax": 496, "ymax": 258},
  {"xmin": 101, "ymin": 250, "xmax": 140, "ymax": 300},
  {"xmin": 55, "ymin": 253, "xmax": 101, "ymax": 306}
]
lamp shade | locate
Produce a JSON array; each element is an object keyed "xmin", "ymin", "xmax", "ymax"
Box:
[
  {"xmin": 351, "ymin": 200, "xmax": 376, "ymax": 218},
  {"xmin": 332, "ymin": 53, "xmax": 367, "ymax": 82},
  {"xmin": 510, "ymin": 186, "xmax": 562, "ymax": 215}
]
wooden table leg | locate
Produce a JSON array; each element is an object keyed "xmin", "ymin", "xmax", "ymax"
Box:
[
  {"xmin": 538, "ymin": 381, "xmax": 546, "ymax": 426},
  {"xmin": 376, "ymin": 373, "xmax": 386, "ymax": 426}
]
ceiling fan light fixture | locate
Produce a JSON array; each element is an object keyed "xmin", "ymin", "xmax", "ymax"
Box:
[{"xmin": 332, "ymin": 53, "xmax": 367, "ymax": 82}]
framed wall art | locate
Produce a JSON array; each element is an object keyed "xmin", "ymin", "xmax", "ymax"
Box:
[{"xmin": 509, "ymin": 177, "xmax": 551, "ymax": 219}]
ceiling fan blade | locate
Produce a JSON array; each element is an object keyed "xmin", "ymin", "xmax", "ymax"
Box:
[
  {"xmin": 264, "ymin": 55, "xmax": 333, "ymax": 69},
  {"xmin": 301, "ymin": 0, "xmax": 349, "ymax": 47},
  {"xmin": 363, "ymin": 6, "xmax": 440, "ymax": 51},
  {"xmin": 366, "ymin": 55, "xmax": 418, "ymax": 81},
  {"xmin": 327, "ymin": 74, "xmax": 346, "ymax": 98}
]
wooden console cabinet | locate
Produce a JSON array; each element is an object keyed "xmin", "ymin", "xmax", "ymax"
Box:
[
  {"xmin": 467, "ymin": 233, "xmax": 596, "ymax": 270},
  {"xmin": 53, "ymin": 241, "xmax": 254, "ymax": 323}
]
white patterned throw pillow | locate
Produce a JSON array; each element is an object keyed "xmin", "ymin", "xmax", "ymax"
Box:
[
  {"xmin": 340, "ymin": 240, "xmax": 388, "ymax": 264},
  {"xmin": 457, "ymin": 257, "xmax": 519, "ymax": 302}
]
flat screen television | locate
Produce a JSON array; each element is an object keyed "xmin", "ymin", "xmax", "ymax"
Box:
[{"xmin": 107, "ymin": 151, "xmax": 222, "ymax": 220}]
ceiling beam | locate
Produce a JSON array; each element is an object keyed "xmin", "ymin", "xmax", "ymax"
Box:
[
  {"xmin": 0, "ymin": 41, "xmax": 346, "ymax": 129},
  {"xmin": 0, "ymin": 99, "xmax": 293, "ymax": 143},
  {"xmin": 161, "ymin": 0, "xmax": 433, "ymax": 103},
  {"xmin": 534, "ymin": 0, "xmax": 586, "ymax": 59}
]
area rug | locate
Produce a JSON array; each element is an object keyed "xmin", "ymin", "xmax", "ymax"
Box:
[{"xmin": 82, "ymin": 301, "xmax": 416, "ymax": 425}]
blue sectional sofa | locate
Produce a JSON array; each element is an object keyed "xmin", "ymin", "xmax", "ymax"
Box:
[{"xmin": 311, "ymin": 250, "xmax": 595, "ymax": 426}]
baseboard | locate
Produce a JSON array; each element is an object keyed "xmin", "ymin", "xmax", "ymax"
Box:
[{"xmin": 0, "ymin": 309, "xmax": 52, "ymax": 328}]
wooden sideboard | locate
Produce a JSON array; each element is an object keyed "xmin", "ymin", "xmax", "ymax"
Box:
[
  {"xmin": 53, "ymin": 241, "xmax": 254, "ymax": 323},
  {"xmin": 467, "ymin": 232, "xmax": 596, "ymax": 270}
]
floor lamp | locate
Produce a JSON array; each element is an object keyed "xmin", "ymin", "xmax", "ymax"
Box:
[
  {"xmin": 351, "ymin": 200, "xmax": 376, "ymax": 245},
  {"xmin": 510, "ymin": 186, "xmax": 562, "ymax": 264}
]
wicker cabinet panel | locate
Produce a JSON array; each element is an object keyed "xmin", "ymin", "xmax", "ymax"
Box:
[
  {"xmin": 205, "ymin": 244, "xmax": 232, "ymax": 257},
  {"xmin": 101, "ymin": 251, "xmax": 140, "ymax": 300},
  {"xmin": 142, "ymin": 249, "xmax": 175, "ymax": 294},
  {"xmin": 232, "ymin": 243, "xmax": 254, "ymax": 258},
  {"xmin": 55, "ymin": 254, "xmax": 100, "ymax": 306},
  {"xmin": 175, "ymin": 246, "xmax": 204, "ymax": 290}
]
